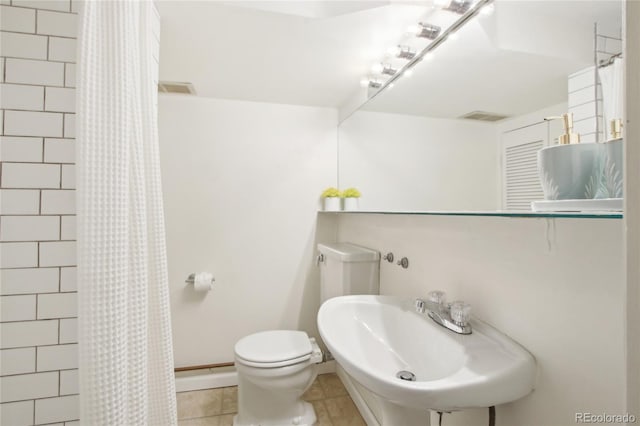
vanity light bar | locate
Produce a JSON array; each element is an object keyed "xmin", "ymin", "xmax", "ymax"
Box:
[{"xmin": 361, "ymin": 0, "xmax": 493, "ymax": 97}]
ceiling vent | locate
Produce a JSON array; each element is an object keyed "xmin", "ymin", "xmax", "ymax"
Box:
[
  {"xmin": 460, "ymin": 111, "xmax": 509, "ymax": 122},
  {"xmin": 158, "ymin": 81, "xmax": 196, "ymax": 95}
]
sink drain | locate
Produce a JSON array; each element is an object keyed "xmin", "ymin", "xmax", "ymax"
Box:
[{"xmin": 396, "ymin": 370, "xmax": 416, "ymax": 381}]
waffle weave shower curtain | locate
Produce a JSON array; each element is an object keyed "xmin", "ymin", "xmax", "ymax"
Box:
[{"xmin": 77, "ymin": 1, "xmax": 177, "ymax": 424}]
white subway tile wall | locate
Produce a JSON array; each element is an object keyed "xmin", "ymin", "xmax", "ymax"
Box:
[
  {"xmin": 1, "ymin": 2, "xmax": 80, "ymax": 424},
  {"xmin": 567, "ymin": 66, "xmax": 603, "ymax": 144}
]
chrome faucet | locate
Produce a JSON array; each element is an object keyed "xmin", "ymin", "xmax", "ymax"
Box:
[{"xmin": 415, "ymin": 291, "xmax": 472, "ymax": 335}]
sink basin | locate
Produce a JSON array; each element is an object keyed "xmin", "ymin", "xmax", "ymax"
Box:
[
  {"xmin": 538, "ymin": 143, "xmax": 603, "ymax": 200},
  {"xmin": 317, "ymin": 295, "xmax": 536, "ymax": 424}
]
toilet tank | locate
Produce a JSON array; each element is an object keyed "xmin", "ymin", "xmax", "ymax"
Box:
[{"xmin": 317, "ymin": 243, "xmax": 380, "ymax": 303}]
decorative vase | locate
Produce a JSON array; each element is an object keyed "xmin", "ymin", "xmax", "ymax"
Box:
[
  {"xmin": 343, "ymin": 197, "xmax": 359, "ymax": 211},
  {"xmin": 323, "ymin": 197, "xmax": 341, "ymax": 211}
]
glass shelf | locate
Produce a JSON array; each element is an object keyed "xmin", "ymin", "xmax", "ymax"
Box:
[{"xmin": 318, "ymin": 210, "xmax": 623, "ymax": 219}]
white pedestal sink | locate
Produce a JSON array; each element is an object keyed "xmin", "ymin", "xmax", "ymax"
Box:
[{"xmin": 317, "ymin": 295, "xmax": 536, "ymax": 426}]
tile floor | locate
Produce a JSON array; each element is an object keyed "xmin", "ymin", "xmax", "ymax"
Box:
[{"xmin": 176, "ymin": 373, "xmax": 366, "ymax": 426}]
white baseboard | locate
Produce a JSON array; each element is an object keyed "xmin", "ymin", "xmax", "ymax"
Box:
[
  {"xmin": 175, "ymin": 369, "xmax": 238, "ymax": 392},
  {"xmin": 175, "ymin": 360, "xmax": 337, "ymax": 393}
]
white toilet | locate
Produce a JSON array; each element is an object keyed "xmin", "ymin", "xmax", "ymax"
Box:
[{"xmin": 233, "ymin": 243, "xmax": 380, "ymax": 426}]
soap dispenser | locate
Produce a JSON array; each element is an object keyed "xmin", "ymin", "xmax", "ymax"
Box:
[
  {"xmin": 544, "ymin": 113, "xmax": 581, "ymax": 145},
  {"xmin": 607, "ymin": 118, "xmax": 623, "ymax": 142}
]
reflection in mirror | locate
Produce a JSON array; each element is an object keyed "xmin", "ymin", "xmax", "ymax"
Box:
[{"xmin": 338, "ymin": 0, "xmax": 623, "ymax": 213}]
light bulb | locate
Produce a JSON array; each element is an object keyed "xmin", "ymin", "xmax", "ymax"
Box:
[
  {"xmin": 387, "ymin": 46, "xmax": 401, "ymax": 57},
  {"xmin": 371, "ymin": 63, "xmax": 384, "ymax": 74},
  {"xmin": 480, "ymin": 3, "xmax": 494, "ymax": 15},
  {"xmin": 406, "ymin": 24, "xmax": 420, "ymax": 35}
]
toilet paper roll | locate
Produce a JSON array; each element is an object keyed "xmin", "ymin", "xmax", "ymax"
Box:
[{"xmin": 193, "ymin": 272, "xmax": 214, "ymax": 292}]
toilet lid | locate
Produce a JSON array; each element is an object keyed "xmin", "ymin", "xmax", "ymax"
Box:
[{"xmin": 234, "ymin": 330, "xmax": 312, "ymax": 364}]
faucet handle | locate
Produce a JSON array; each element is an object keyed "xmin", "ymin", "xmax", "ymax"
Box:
[
  {"xmin": 450, "ymin": 301, "xmax": 472, "ymax": 326},
  {"xmin": 414, "ymin": 298, "xmax": 426, "ymax": 314},
  {"xmin": 427, "ymin": 290, "xmax": 446, "ymax": 306}
]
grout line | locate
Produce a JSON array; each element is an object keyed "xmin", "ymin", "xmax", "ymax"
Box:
[
  {"xmin": 1, "ymin": 78, "xmax": 66, "ymax": 89},
  {"xmin": 1, "ymin": 315, "xmax": 78, "ymax": 324},
  {"xmin": 0, "ymin": 30, "xmax": 78, "ymax": 41},
  {"xmin": 2, "ymin": 264, "xmax": 78, "ymax": 270},
  {"xmin": 2, "ymin": 54, "xmax": 75, "ymax": 67},
  {"xmin": 0, "ymin": 317, "xmax": 77, "ymax": 325},
  {"xmin": 1, "ymin": 393, "xmax": 80, "ymax": 405},
  {"xmin": 2, "ymin": 108, "xmax": 72, "ymax": 114}
]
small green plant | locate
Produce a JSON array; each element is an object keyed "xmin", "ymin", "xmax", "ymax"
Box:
[
  {"xmin": 342, "ymin": 187, "xmax": 361, "ymax": 198},
  {"xmin": 321, "ymin": 187, "xmax": 341, "ymax": 198}
]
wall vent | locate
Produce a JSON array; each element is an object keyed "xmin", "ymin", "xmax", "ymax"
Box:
[
  {"xmin": 504, "ymin": 140, "xmax": 545, "ymax": 211},
  {"xmin": 158, "ymin": 81, "xmax": 196, "ymax": 95},
  {"xmin": 460, "ymin": 111, "xmax": 509, "ymax": 122}
]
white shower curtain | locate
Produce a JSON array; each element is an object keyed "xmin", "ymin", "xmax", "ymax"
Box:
[
  {"xmin": 599, "ymin": 57, "xmax": 625, "ymax": 136},
  {"xmin": 77, "ymin": 1, "xmax": 177, "ymax": 424}
]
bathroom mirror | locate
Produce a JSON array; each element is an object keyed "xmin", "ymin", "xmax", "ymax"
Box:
[{"xmin": 337, "ymin": 0, "xmax": 623, "ymax": 214}]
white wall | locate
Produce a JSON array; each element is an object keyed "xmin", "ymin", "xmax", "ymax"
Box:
[
  {"xmin": 338, "ymin": 111, "xmax": 499, "ymax": 211},
  {"xmin": 625, "ymin": 1, "xmax": 640, "ymax": 417},
  {"xmin": 158, "ymin": 95, "xmax": 337, "ymax": 367},
  {"xmin": 331, "ymin": 213, "xmax": 625, "ymax": 426}
]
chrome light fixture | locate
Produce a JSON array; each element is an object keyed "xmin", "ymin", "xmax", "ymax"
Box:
[
  {"xmin": 446, "ymin": 0, "xmax": 472, "ymax": 14},
  {"xmin": 391, "ymin": 45, "xmax": 417, "ymax": 60},
  {"xmin": 360, "ymin": 77, "xmax": 383, "ymax": 89},
  {"xmin": 372, "ymin": 63, "xmax": 398, "ymax": 76},
  {"xmin": 414, "ymin": 22, "xmax": 441, "ymax": 40}
]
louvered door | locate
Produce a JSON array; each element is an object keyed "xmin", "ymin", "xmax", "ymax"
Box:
[{"xmin": 501, "ymin": 122, "xmax": 549, "ymax": 211}]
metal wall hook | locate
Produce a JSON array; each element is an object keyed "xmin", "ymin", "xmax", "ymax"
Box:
[
  {"xmin": 397, "ymin": 257, "xmax": 409, "ymax": 269},
  {"xmin": 383, "ymin": 252, "xmax": 394, "ymax": 263}
]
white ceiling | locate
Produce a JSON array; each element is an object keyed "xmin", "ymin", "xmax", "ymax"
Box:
[
  {"xmin": 156, "ymin": 0, "xmax": 434, "ymax": 107},
  {"xmin": 157, "ymin": 0, "xmax": 623, "ymax": 115}
]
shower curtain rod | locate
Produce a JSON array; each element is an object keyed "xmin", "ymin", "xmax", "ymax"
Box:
[{"xmin": 599, "ymin": 52, "xmax": 623, "ymax": 68}]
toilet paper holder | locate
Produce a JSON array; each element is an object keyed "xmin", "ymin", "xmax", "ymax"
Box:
[{"xmin": 185, "ymin": 273, "xmax": 215, "ymax": 285}]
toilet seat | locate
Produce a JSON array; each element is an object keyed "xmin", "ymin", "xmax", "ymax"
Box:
[{"xmin": 234, "ymin": 330, "xmax": 322, "ymax": 368}]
